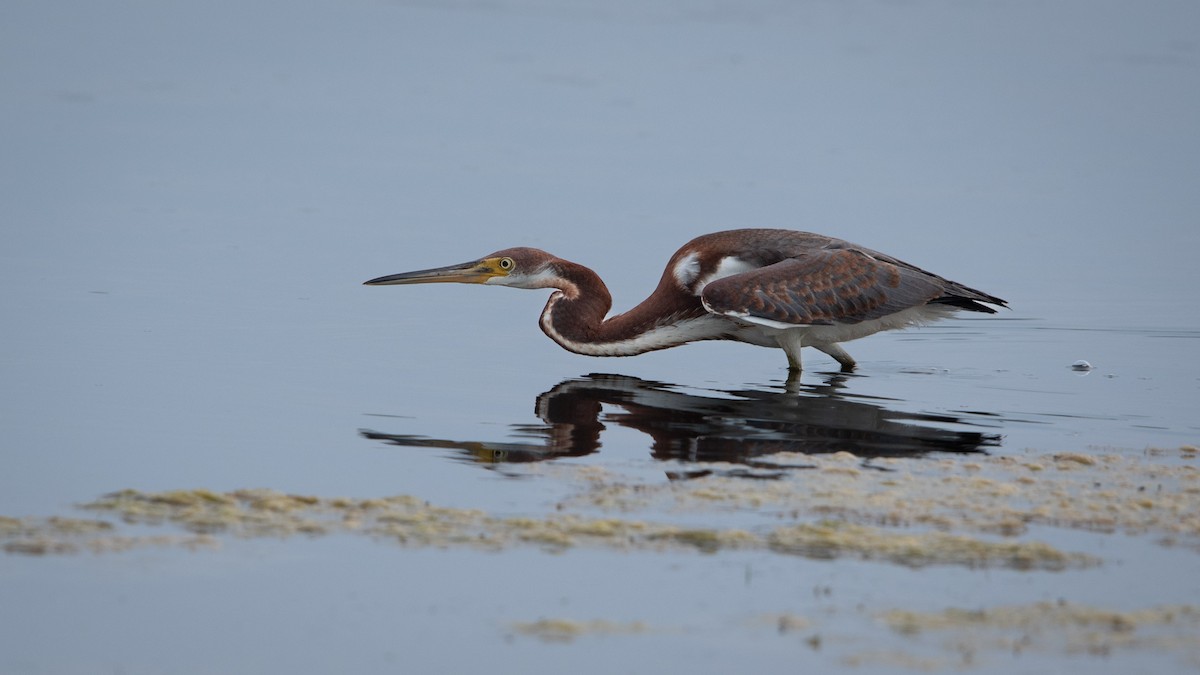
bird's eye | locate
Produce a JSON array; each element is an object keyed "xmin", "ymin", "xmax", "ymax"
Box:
[{"xmin": 499, "ymin": 257, "xmax": 515, "ymax": 271}]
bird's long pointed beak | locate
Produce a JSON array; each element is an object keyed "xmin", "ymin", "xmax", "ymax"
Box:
[{"xmin": 363, "ymin": 259, "xmax": 499, "ymax": 286}]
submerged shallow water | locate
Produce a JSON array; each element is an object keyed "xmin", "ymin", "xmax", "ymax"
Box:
[
  {"xmin": 3, "ymin": 0, "xmax": 1199, "ymax": 672},
  {"xmin": 361, "ymin": 312, "xmax": 1200, "ymax": 471}
]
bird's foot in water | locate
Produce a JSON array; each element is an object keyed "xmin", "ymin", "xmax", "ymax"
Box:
[{"xmin": 814, "ymin": 343, "xmax": 857, "ymax": 372}]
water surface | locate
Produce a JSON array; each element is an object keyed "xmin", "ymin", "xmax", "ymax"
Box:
[{"xmin": 2, "ymin": 1, "xmax": 1199, "ymax": 672}]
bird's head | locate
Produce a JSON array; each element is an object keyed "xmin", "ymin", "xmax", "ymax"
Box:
[{"xmin": 363, "ymin": 247, "xmax": 562, "ymax": 290}]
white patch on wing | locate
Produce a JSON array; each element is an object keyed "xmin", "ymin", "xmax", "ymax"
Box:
[
  {"xmin": 672, "ymin": 252, "xmax": 701, "ymax": 290},
  {"xmin": 700, "ymin": 297, "xmax": 813, "ymax": 329},
  {"xmin": 722, "ymin": 304, "xmax": 957, "ymax": 346},
  {"xmin": 725, "ymin": 313, "xmax": 809, "ymax": 330},
  {"xmin": 693, "ymin": 256, "xmax": 758, "ymax": 294}
]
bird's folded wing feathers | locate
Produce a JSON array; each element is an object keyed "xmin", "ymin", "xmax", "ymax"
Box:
[{"xmin": 700, "ymin": 249, "xmax": 945, "ymax": 326}]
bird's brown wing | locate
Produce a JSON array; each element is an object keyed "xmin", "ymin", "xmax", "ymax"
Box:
[{"xmin": 700, "ymin": 248, "xmax": 945, "ymax": 326}]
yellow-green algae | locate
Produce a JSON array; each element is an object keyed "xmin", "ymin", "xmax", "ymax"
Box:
[
  {"xmin": 76, "ymin": 489, "xmax": 764, "ymax": 555},
  {"xmin": 556, "ymin": 446, "xmax": 1200, "ymax": 545},
  {"xmin": 766, "ymin": 520, "xmax": 1087, "ymax": 570},
  {"xmin": 510, "ymin": 618, "xmax": 652, "ymax": 643},
  {"xmin": 880, "ymin": 601, "xmax": 1200, "ymax": 664},
  {"xmin": 883, "ymin": 601, "xmax": 1199, "ymax": 635},
  {"xmin": 5, "ymin": 445, "xmax": 1195, "ymax": 565},
  {"xmin": 0, "ymin": 488, "xmax": 1084, "ymax": 569},
  {"xmin": 508, "ymin": 602, "xmax": 1200, "ymax": 665},
  {"xmin": 1, "ymin": 514, "xmax": 217, "ymax": 555}
]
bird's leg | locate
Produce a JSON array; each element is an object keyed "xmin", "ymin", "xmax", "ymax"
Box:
[
  {"xmin": 777, "ymin": 332, "xmax": 805, "ymax": 373},
  {"xmin": 814, "ymin": 343, "xmax": 857, "ymax": 372},
  {"xmin": 784, "ymin": 368, "xmax": 803, "ymax": 390},
  {"xmin": 786, "ymin": 351, "xmax": 802, "ymax": 371}
]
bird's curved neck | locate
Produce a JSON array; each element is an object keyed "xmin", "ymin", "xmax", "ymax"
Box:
[{"xmin": 538, "ymin": 260, "xmax": 711, "ymax": 357}]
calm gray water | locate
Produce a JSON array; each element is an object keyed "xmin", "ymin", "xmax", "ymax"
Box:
[{"xmin": 3, "ymin": 1, "xmax": 1199, "ymax": 672}]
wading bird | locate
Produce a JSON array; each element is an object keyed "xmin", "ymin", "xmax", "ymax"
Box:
[{"xmin": 364, "ymin": 229, "xmax": 1006, "ymax": 372}]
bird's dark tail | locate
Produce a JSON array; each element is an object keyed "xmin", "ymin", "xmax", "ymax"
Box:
[{"xmin": 931, "ymin": 284, "xmax": 1009, "ymax": 314}]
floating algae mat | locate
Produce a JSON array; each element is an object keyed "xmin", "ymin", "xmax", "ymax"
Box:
[
  {"xmin": 506, "ymin": 603, "xmax": 1200, "ymax": 667},
  {"xmin": 872, "ymin": 601, "xmax": 1200, "ymax": 668},
  {"xmin": 0, "ymin": 514, "xmax": 215, "ymax": 555},
  {"xmin": 509, "ymin": 618, "xmax": 653, "ymax": 643},
  {"xmin": 2, "ymin": 447, "xmax": 1197, "ymax": 571},
  {"xmin": 556, "ymin": 447, "xmax": 1200, "ymax": 544},
  {"xmin": 4, "ymin": 448, "xmax": 1200, "ymax": 670},
  {"xmin": 3, "ymin": 488, "xmax": 1086, "ymax": 570}
]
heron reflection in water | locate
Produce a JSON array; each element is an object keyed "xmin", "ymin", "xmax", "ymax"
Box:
[
  {"xmin": 361, "ymin": 374, "xmax": 1002, "ymax": 478},
  {"xmin": 365, "ymin": 229, "xmax": 1007, "ymax": 374}
]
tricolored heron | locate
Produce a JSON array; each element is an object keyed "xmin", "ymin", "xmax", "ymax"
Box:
[{"xmin": 364, "ymin": 228, "xmax": 1007, "ymax": 372}]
